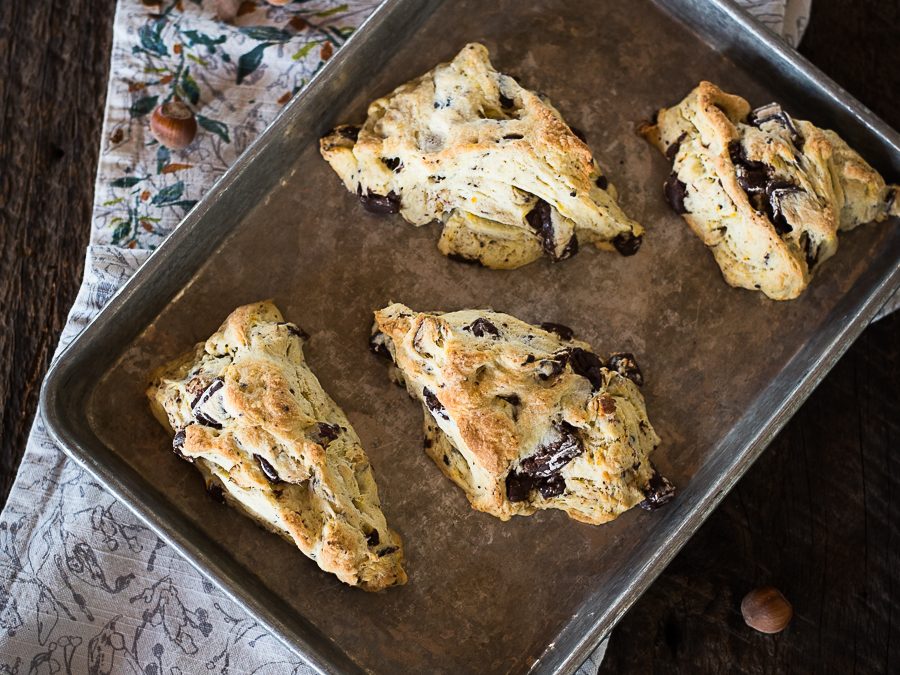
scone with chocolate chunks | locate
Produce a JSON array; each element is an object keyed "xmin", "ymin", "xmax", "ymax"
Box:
[
  {"xmin": 371, "ymin": 303, "xmax": 672, "ymax": 525},
  {"xmin": 320, "ymin": 42, "xmax": 643, "ymax": 269},
  {"xmin": 147, "ymin": 301, "xmax": 406, "ymax": 591},
  {"xmin": 641, "ymin": 81, "xmax": 899, "ymax": 300}
]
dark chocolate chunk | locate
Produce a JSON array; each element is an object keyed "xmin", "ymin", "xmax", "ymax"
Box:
[
  {"xmin": 442, "ymin": 455, "xmax": 450, "ymax": 466},
  {"xmin": 664, "ymin": 173, "xmax": 689, "ymax": 214},
  {"xmin": 356, "ymin": 184, "xmax": 401, "ymax": 214},
  {"xmin": 595, "ymin": 175, "xmax": 609, "ymax": 190},
  {"xmin": 334, "ymin": 125, "xmax": 360, "ymax": 142},
  {"xmin": 665, "ymin": 132, "xmax": 687, "ymax": 161},
  {"xmin": 505, "ymin": 471, "xmax": 534, "ymax": 502},
  {"xmin": 313, "ymin": 422, "xmax": 341, "ymax": 445},
  {"xmin": 278, "ymin": 322, "xmax": 309, "ymax": 340},
  {"xmin": 568, "ymin": 347, "xmax": 604, "ymax": 390},
  {"xmin": 526, "ymin": 197, "xmax": 553, "ymax": 244},
  {"xmin": 207, "ymin": 483, "xmax": 226, "ymax": 503},
  {"xmin": 368, "ymin": 330, "xmax": 393, "ymax": 360},
  {"xmin": 519, "ymin": 422, "xmax": 584, "ymax": 478},
  {"xmin": 254, "ymin": 454, "xmax": 282, "ymax": 483},
  {"xmin": 749, "ymin": 102, "xmax": 803, "ymax": 148},
  {"xmin": 767, "ymin": 182, "xmax": 801, "ymax": 234},
  {"xmin": 559, "ymin": 233, "xmax": 579, "ymax": 261},
  {"xmin": 377, "ymin": 546, "xmax": 399, "ymax": 557},
  {"xmin": 613, "ymin": 232, "xmax": 642, "ymax": 257},
  {"xmin": 365, "ymin": 529, "xmax": 380, "ymax": 547},
  {"xmin": 800, "ymin": 232, "xmax": 819, "ymax": 269},
  {"xmin": 191, "ymin": 378, "xmax": 225, "ymax": 429},
  {"xmin": 886, "ymin": 187, "xmax": 897, "ymax": 212},
  {"xmin": 423, "ymin": 387, "xmax": 448, "ymax": 420},
  {"xmin": 382, "ymin": 157, "xmax": 402, "ymax": 172},
  {"xmin": 172, "ymin": 429, "xmax": 188, "ymax": 460},
  {"xmin": 447, "ymin": 252, "xmax": 483, "ymax": 266},
  {"xmin": 538, "ymin": 474, "xmax": 566, "ymax": 499},
  {"xmin": 639, "ymin": 470, "xmax": 676, "ymax": 510},
  {"xmin": 569, "ymin": 126, "xmax": 587, "ymax": 142},
  {"xmin": 499, "ymin": 92, "xmax": 514, "ymax": 109},
  {"xmin": 607, "ymin": 352, "xmax": 644, "ymax": 386},
  {"xmin": 502, "ymin": 133, "xmax": 524, "ymax": 140},
  {"xmin": 465, "ymin": 317, "xmax": 500, "ymax": 338},
  {"xmin": 540, "ymin": 322, "xmax": 575, "ymax": 341},
  {"xmin": 536, "ymin": 351, "xmax": 569, "ymax": 381}
]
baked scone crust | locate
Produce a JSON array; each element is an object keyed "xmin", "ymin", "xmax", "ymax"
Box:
[
  {"xmin": 320, "ymin": 43, "xmax": 643, "ymax": 269},
  {"xmin": 641, "ymin": 81, "xmax": 898, "ymax": 300},
  {"xmin": 147, "ymin": 301, "xmax": 406, "ymax": 591},
  {"xmin": 372, "ymin": 303, "xmax": 671, "ymax": 525}
]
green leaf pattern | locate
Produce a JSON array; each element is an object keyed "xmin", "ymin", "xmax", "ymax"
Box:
[{"xmin": 94, "ymin": 0, "xmax": 378, "ymax": 248}]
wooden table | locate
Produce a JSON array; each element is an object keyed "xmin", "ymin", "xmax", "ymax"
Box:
[{"xmin": 1, "ymin": 1, "xmax": 897, "ymax": 671}]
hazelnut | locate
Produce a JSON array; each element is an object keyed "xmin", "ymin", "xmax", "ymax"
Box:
[
  {"xmin": 149, "ymin": 101, "xmax": 197, "ymax": 150},
  {"xmin": 266, "ymin": 0, "xmax": 293, "ymax": 5},
  {"xmin": 213, "ymin": 0, "xmax": 240, "ymax": 21},
  {"xmin": 741, "ymin": 586, "xmax": 793, "ymax": 634}
]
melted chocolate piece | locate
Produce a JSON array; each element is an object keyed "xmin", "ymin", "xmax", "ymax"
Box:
[
  {"xmin": 382, "ymin": 157, "xmax": 402, "ymax": 172},
  {"xmin": 519, "ymin": 422, "xmax": 584, "ymax": 478},
  {"xmin": 525, "ymin": 198, "xmax": 554, "ymax": 253},
  {"xmin": 499, "ymin": 92, "xmax": 514, "ymax": 109},
  {"xmin": 368, "ymin": 330, "xmax": 393, "ymax": 360},
  {"xmin": 502, "ymin": 133, "xmax": 524, "ymax": 140},
  {"xmin": 595, "ymin": 175, "xmax": 609, "ymax": 190},
  {"xmin": 607, "ymin": 352, "xmax": 644, "ymax": 386},
  {"xmin": 800, "ymin": 232, "xmax": 819, "ymax": 269},
  {"xmin": 172, "ymin": 429, "xmax": 188, "ymax": 459},
  {"xmin": 639, "ymin": 470, "xmax": 676, "ymax": 510},
  {"xmin": 366, "ymin": 530, "xmax": 380, "ymax": 547},
  {"xmin": 767, "ymin": 182, "xmax": 801, "ymax": 234},
  {"xmin": 313, "ymin": 422, "xmax": 341, "ymax": 445},
  {"xmin": 569, "ymin": 126, "xmax": 587, "ymax": 142},
  {"xmin": 191, "ymin": 378, "xmax": 224, "ymax": 429},
  {"xmin": 377, "ymin": 546, "xmax": 399, "ymax": 557},
  {"xmin": 536, "ymin": 351, "xmax": 569, "ymax": 381},
  {"xmin": 665, "ymin": 132, "xmax": 687, "ymax": 161},
  {"xmin": 559, "ymin": 234, "xmax": 579, "ymax": 261},
  {"xmin": 465, "ymin": 317, "xmax": 500, "ymax": 338},
  {"xmin": 277, "ymin": 322, "xmax": 308, "ymax": 340},
  {"xmin": 505, "ymin": 472, "xmax": 533, "ymax": 502},
  {"xmin": 356, "ymin": 184, "xmax": 401, "ymax": 214},
  {"xmin": 255, "ymin": 454, "xmax": 282, "ymax": 483},
  {"xmin": 540, "ymin": 322, "xmax": 575, "ymax": 341},
  {"xmin": 538, "ymin": 474, "xmax": 566, "ymax": 498},
  {"xmin": 423, "ymin": 387, "xmax": 448, "ymax": 420},
  {"xmin": 568, "ymin": 347, "xmax": 604, "ymax": 390},
  {"xmin": 335, "ymin": 125, "xmax": 360, "ymax": 142},
  {"xmin": 749, "ymin": 102, "xmax": 803, "ymax": 148},
  {"xmin": 664, "ymin": 173, "xmax": 689, "ymax": 214},
  {"xmin": 613, "ymin": 232, "xmax": 642, "ymax": 257}
]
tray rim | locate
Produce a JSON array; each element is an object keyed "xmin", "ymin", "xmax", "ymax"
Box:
[{"xmin": 39, "ymin": 1, "xmax": 900, "ymax": 673}]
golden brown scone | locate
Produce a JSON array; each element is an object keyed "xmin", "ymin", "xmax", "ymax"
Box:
[
  {"xmin": 147, "ymin": 301, "xmax": 406, "ymax": 591},
  {"xmin": 371, "ymin": 303, "xmax": 673, "ymax": 525},
  {"xmin": 641, "ymin": 81, "xmax": 899, "ymax": 300},
  {"xmin": 320, "ymin": 43, "xmax": 643, "ymax": 269}
]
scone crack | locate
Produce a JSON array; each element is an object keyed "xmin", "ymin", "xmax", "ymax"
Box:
[
  {"xmin": 148, "ymin": 301, "xmax": 406, "ymax": 591},
  {"xmin": 642, "ymin": 81, "xmax": 898, "ymax": 300},
  {"xmin": 320, "ymin": 43, "xmax": 643, "ymax": 269},
  {"xmin": 372, "ymin": 303, "xmax": 672, "ymax": 525}
]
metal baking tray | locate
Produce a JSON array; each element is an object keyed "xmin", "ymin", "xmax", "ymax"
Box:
[{"xmin": 41, "ymin": 0, "xmax": 900, "ymax": 673}]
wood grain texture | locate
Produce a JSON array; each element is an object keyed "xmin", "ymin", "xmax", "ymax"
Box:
[
  {"xmin": 0, "ymin": 0, "xmax": 117, "ymax": 498},
  {"xmin": 0, "ymin": 1, "xmax": 896, "ymax": 673}
]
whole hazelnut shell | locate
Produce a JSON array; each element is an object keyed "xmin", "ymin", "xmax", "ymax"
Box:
[
  {"xmin": 149, "ymin": 101, "xmax": 198, "ymax": 150},
  {"xmin": 741, "ymin": 586, "xmax": 793, "ymax": 634}
]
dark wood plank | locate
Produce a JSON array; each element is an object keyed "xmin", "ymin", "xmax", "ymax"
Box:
[
  {"xmin": 600, "ymin": 1, "xmax": 900, "ymax": 671},
  {"xmin": 0, "ymin": 0, "xmax": 117, "ymax": 498}
]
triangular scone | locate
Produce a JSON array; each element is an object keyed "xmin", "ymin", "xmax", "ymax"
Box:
[
  {"xmin": 641, "ymin": 81, "xmax": 899, "ymax": 300},
  {"xmin": 371, "ymin": 303, "xmax": 673, "ymax": 525},
  {"xmin": 147, "ymin": 301, "xmax": 406, "ymax": 591},
  {"xmin": 320, "ymin": 42, "xmax": 643, "ymax": 269}
]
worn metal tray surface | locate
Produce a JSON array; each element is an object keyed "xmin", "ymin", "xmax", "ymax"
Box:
[{"xmin": 42, "ymin": 0, "xmax": 900, "ymax": 673}]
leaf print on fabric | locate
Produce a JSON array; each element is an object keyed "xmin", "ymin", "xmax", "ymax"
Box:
[
  {"xmin": 109, "ymin": 176, "xmax": 146, "ymax": 188},
  {"xmin": 129, "ymin": 578, "xmax": 213, "ymax": 657},
  {"xmin": 129, "ymin": 94, "xmax": 159, "ymax": 118},
  {"xmin": 180, "ymin": 69, "xmax": 201, "ymax": 104},
  {"xmin": 238, "ymin": 26, "xmax": 294, "ymax": 42},
  {"xmin": 139, "ymin": 21, "xmax": 169, "ymax": 57},
  {"xmin": 151, "ymin": 181, "xmax": 185, "ymax": 205},
  {"xmin": 236, "ymin": 42, "xmax": 273, "ymax": 84},
  {"xmin": 0, "ymin": 586, "xmax": 24, "ymax": 637},
  {"xmin": 88, "ymin": 616, "xmax": 143, "ymax": 675},
  {"xmin": 196, "ymin": 115, "xmax": 231, "ymax": 143},
  {"xmin": 63, "ymin": 533, "xmax": 135, "ymax": 594}
]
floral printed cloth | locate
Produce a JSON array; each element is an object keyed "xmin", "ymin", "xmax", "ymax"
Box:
[{"xmin": 0, "ymin": 2, "xmax": 834, "ymax": 673}]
